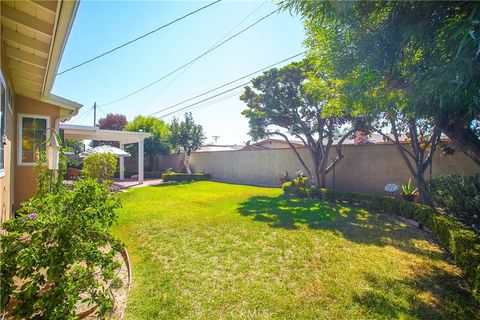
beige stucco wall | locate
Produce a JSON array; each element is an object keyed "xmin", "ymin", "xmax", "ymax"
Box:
[
  {"xmin": 0, "ymin": 25, "xmax": 15, "ymax": 223},
  {"xmin": 14, "ymin": 95, "xmax": 61, "ymax": 203},
  {"xmin": 161, "ymin": 144, "xmax": 480, "ymax": 194}
]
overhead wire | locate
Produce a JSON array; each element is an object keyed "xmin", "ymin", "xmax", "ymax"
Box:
[
  {"xmin": 136, "ymin": 0, "xmax": 269, "ymax": 111},
  {"xmin": 57, "ymin": 0, "xmax": 222, "ymax": 75},
  {"xmin": 163, "ymin": 90, "xmax": 244, "ymax": 119},
  {"xmin": 148, "ymin": 51, "xmax": 306, "ymax": 117},
  {"xmin": 98, "ymin": 9, "xmax": 279, "ymax": 107},
  {"xmin": 73, "ymin": 105, "xmax": 94, "ymax": 123},
  {"xmin": 158, "ymin": 82, "xmax": 250, "ymax": 119}
]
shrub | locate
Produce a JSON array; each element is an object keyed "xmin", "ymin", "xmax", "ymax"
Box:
[
  {"xmin": 0, "ymin": 178, "xmax": 122, "ymax": 319},
  {"xmin": 282, "ymin": 187, "xmax": 480, "ymax": 302},
  {"xmin": 428, "ymin": 174, "xmax": 480, "ymax": 233},
  {"xmin": 66, "ymin": 156, "xmax": 82, "ymax": 169},
  {"xmin": 82, "ymin": 153, "xmax": 117, "ymax": 181},
  {"xmin": 161, "ymin": 172, "xmax": 210, "ymax": 182}
]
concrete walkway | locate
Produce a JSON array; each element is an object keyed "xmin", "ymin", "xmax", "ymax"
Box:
[{"xmin": 113, "ymin": 178, "xmax": 163, "ymax": 189}]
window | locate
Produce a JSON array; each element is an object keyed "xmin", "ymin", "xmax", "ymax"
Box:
[{"xmin": 17, "ymin": 114, "xmax": 49, "ymax": 166}]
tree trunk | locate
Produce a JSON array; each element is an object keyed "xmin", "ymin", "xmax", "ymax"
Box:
[
  {"xmin": 415, "ymin": 173, "xmax": 432, "ymax": 206},
  {"xmin": 184, "ymin": 154, "xmax": 191, "ymax": 174},
  {"xmin": 440, "ymin": 121, "xmax": 480, "ymax": 166}
]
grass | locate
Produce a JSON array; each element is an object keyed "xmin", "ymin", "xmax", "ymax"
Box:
[{"xmin": 112, "ymin": 181, "xmax": 479, "ymax": 319}]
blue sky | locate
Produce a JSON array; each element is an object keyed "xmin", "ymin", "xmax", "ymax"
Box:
[{"xmin": 53, "ymin": 0, "xmax": 306, "ymax": 144}]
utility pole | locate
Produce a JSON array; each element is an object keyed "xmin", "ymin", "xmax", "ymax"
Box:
[
  {"xmin": 93, "ymin": 102, "xmax": 97, "ymax": 126},
  {"xmin": 212, "ymin": 135, "xmax": 220, "ymax": 143}
]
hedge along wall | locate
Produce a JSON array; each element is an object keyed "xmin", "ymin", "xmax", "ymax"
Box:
[
  {"xmin": 287, "ymin": 187, "xmax": 480, "ymax": 302},
  {"xmin": 160, "ymin": 144, "xmax": 479, "ymax": 194}
]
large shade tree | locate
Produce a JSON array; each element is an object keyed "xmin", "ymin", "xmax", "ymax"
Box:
[
  {"xmin": 170, "ymin": 112, "xmax": 205, "ymax": 174},
  {"xmin": 125, "ymin": 116, "xmax": 171, "ymax": 171},
  {"xmin": 342, "ymin": 78, "xmax": 441, "ymax": 204},
  {"xmin": 282, "ymin": 1, "xmax": 480, "ymax": 165},
  {"xmin": 240, "ymin": 60, "xmax": 360, "ymax": 188}
]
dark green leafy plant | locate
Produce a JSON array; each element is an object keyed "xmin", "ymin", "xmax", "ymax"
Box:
[
  {"xmin": 67, "ymin": 156, "xmax": 82, "ymax": 169},
  {"xmin": 428, "ymin": 174, "xmax": 480, "ymax": 233},
  {"xmin": 0, "ymin": 145, "xmax": 122, "ymax": 319}
]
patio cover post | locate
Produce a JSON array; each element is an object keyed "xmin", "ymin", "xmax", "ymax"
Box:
[
  {"xmin": 138, "ymin": 140, "xmax": 144, "ymax": 184},
  {"xmin": 119, "ymin": 143, "xmax": 125, "ymax": 181}
]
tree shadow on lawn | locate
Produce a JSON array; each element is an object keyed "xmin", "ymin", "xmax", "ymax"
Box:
[
  {"xmin": 237, "ymin": 195, "xmax": 440, "ymax": 258},
  {"xmin": 237, "ymin": 195, "xmax": 480, "ymax": 318},
  {"xmin": 353, "ymin": 267, "xmax": 479, "ymax": 319}
]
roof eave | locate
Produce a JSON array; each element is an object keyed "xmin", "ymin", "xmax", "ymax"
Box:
[{"xmin": 41, "ymin": 0, "xmax": 81, "ymax": 119}]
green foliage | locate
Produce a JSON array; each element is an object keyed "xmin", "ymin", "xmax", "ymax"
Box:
[
  {"xmin": 161, "ymin": 172, "xmax": 209, "ymax": 182},
  {"xmin": 0, "ymin": 178, "xmax": 122, "ymax": 319},
  {"xmin": 125, "ymin": 115, "xmax": 171, "ymax": 156},
  {"xmin": 110, "ymin": 277, "xmax": 123, "ymax": 289},
  {"xmin": 401, "ymin": 178, "xmax": 414, "ymax": 195},
  {"xmin": 282, "ymin": 0, "xmax": 480, "ymax": 163},
  {"xmin": 169, "ymin": 112, "xmax": 205, "ymax": 157},
  {"xmin": 282, "ymin": 186, "xmax": 480, "ymax": 302},
  {"xmin": 34, "ymin": 133, "xmax": 68, "ymax": 197},
  {"xmin": 82, "ymin": 153, "xmax": 117, "ymax": 182},
  {"xmin": 66, "ymin": 156, "xmax": 82, "ymax": 169},
  {"xmin": 63, "ymin": 139, "xmax": 84, "ymax": 154},
  {"xmin": 428, "ymin": 174, "xmax": 480, "ymax": 233},
  {"xmin": 240, "ymin": 59, "xmax": 360, "ymax": 187}
]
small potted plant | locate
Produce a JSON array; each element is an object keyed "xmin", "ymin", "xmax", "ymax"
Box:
[
  {"xmin": 66, "ymin": 157, "xmax": 82, "ymax": 180},
  {"xmin": 401, "ymin": 178, "xmax": 417, "ymax": 202}
]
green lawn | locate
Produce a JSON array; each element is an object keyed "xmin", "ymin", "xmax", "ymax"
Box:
[{"xmin": 112, "ymin": 181, "xmax": 478, "ymax": 319}]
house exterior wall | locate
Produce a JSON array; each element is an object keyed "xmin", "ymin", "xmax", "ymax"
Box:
[
  {"xmin": 14, "ymin": 95, "xmax": 61, "ymax": 204},
  {"xmin": 0, "ymin": 29, "xmax": 16, "ymax": 223},
  {"xmin": 161, "ymin": 144, "xmax": 480, "ymax": 194}
]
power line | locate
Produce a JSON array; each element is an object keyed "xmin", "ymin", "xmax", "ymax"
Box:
[
  {"xmin": 159, "ymin": 82, "xmax": 250, "ymax": 119},
  {"xmin": 164, "ymin": 90, "xmax": 244, "ymax": 119},
  {"xmin": 97, "ymin": 106, "xmax": 107, "ymax": 116},
  {"xmin": 57, "ymin": 0, "xmax": 222, "ymax": 76},
  {"xmin": 148, "ymin": 51, "xmax": 306, "ymax": 117},
  {"xmin": 99, "ymin": 9, "xmax": 279, "ymax": 107},
  {"xmin": 137, "ymin": 0, "xmax": 268, "ymax": 111},
  {"xmin": 74, "ymin": 105, "xmax": 94, "ymax": 123}
]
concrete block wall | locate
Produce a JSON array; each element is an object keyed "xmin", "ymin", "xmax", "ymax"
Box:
[{"xmin": 160, "ymin": 144, "xmax": 480, "ymax": 194}]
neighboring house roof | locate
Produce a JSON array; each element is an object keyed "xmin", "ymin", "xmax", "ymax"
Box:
[
  {"xmin": 196, "ymin": 144, "xmax": 244, "ymax": 152},
  {"xmin": 242, "ymin": 138, "xmax": 304, "ymax": 151},
  {"xmin": 1, "ymin": 0, "xmax": 82, "ymax": 119}
]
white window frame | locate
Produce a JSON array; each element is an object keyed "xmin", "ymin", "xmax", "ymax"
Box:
[
  {"xmin": 17, "ymin": 113, "xmax": 50, "ymax": 166},
  {"xmin": 0, "ymin": 71, "xmax": 6, "ymax": 177}
]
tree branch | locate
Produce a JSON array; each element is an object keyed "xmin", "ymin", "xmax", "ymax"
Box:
[
  {"xmin": 325, "ymin": 128, "xmax": 356, "ymax": 174},
  {"xmin": 268, "ymin": 131, "xmax": 313, "ymax": 181},
  {"xmin": 389, "ymin": 117, "xmax": 418, "ymax": 179}
]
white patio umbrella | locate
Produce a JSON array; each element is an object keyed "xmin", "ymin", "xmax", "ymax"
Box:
[{"xmin": 80, "ymin": 145, "xmax": 131, "ymax": 158}]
